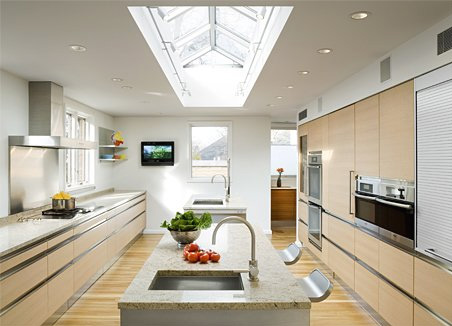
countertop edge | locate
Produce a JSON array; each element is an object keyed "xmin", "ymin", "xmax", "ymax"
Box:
[{"xmin": 118, "ymin": 301, "xmax": 310, "ymax": 310}]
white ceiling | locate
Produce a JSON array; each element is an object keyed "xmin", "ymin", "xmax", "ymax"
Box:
[{"xmin": 1, "ymin": 1, "xmax": 451, "ymax": 122}]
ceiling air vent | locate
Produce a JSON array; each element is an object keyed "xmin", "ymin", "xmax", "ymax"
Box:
[
  {"xmin": 437, "ymin": 26, "xmax": 452, "ymax": 55},
  {"xmin": 380, "ymin": 57, "xmax": 391, "ymax": 82},
  {"xmin": 298, "ymin": 109, "xmax": 307, "ymax": 121},
  {"xmin": 317, "ymin": 97, "xmax": 323, "ymax": 113}
]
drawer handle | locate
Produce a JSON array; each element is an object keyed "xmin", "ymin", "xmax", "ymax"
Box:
[{"xmin": 354, "ymin": 193, "xmax": 376, "ymax": 200}]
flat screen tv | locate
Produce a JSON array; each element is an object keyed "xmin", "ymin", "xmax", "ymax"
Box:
[{"xmin": 141, "ymin": 141, "xmax": 174, "ymax": 166}]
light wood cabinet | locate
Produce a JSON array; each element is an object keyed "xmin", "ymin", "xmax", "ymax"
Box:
[
  {"xmin": 354, "ymin": 262, "xmax": 379, "ymax": 312},
  {"xmin": 414, "ymin": 258, "xmax": 452, "ymax": 322},
  {"xmin": 0, "ymin": 242, "xmax": 47, "ymax": 274},
  {"xmin": 73, "ymin": 242, "xmax": 107, "ymax": 292},
  {"xmin": 355, "ymin": 94, "xmax": 379, "ymax": 177},
  {"xmin": 379, "ymin": 80, "xmax": 415, "ymax": 180},
  {"xmin": 298, "ymin": 200, "xmax": 308, "ymax": 224},
  {"xmin": 307, "ymin": 117, "xmax": 327, "ymax": 152},
  {"xmin": 74, "ymin": 222, "xmax": 107, "ymax": 257},
  {"xmin": 298, "ymin": 220, "xmax": 309, "ymax": 246},
  {"xmin": 327, "ymin": 105, "xmax": 355, "ymax": 222},
  {"xmin": 0, "ymin": 256, "xmax": 47, "ymax": 309},
  {"xmin": 354, "ymin": 228, "xmax": 379, "ymax": 270},
  {"xmin": 74, "ymin": 212, "xmax": 108, "ymax": 235},
  {"xmin": 328, "ymin": 242, "xmax": 354, "ymax": 289},
  {"xmin": 271, "ymin": 189, "xmax": 296, "ymax": 221},
  {"xmin": 0, "ymin": 284, "xmax": 48, "ymax": 326},
  {"xmin": 379, "ymin": 241, "xmax": 414, "ymax": 294},
  {"xmin": 48, "ymin": 229, "xmax": 73, "ymax": 248},
  {"xmin": 378, "ymin": 280, "xmax": 413, "ymax": 326},
  {"xmin": 298, "ymin": 123, "xmax": 308, "ymax": 202},
  {"xmin": 414, "ymin": 303, "xmax": 448, "ymax": 326},
  {"xmin": 48, "ymin": 241, "xmax": 73, "ymax": 275},
  {"xmin": 108, "ymin": 200, "xmax": 146, "ymax": 235},
  {"xmin": 327, "ymin": 215, "xmax": 354, "ymax": 254},
  {"xmin": 48, "ymin": 265, "xmax": 74, "ymax": 314}
]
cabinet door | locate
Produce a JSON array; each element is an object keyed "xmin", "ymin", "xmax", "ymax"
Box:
[
  {"xmin": 327, "ymin": 215, "xmax": 355, "ymax": 254},
  {"xmin": 354, "ymin": 229, "xmax": 379, "ymax": 270},
  {"xmin": 48, "ymin": 265, "xmax": 74, "ymax": 314},
  {"xmin": 355, "ymin": 94, "xmax": 379, "ymax": 177},
  {"xmin": 379, "ymin": 80, "xmax": 414, "ymax": 180},
  {"xmin": 298, "ymin": 123, "xmax": 308, "ymax": 201},
  {"xmin": 327, "ymin": 105, "xmax": 355, "ymax": 222},
  {"xmin": 328, "ymin": 242, "xmax": 354, "ymax": 289},
  {"xmin": 378, "ymin": 280, "xmax": 413, "ymax": 326},
  {"xmin": 355, "ymin": 262, "xmax": 379, "ymax": 312},
  {"xmin": 298, "ymin": 200, "xmax": 308, "ymax": 224},
  {"xmin": 414, "ymin": 303, "xmax": 448, "ymax": 326}
]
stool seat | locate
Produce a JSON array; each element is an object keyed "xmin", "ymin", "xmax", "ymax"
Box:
[
  {"xmin": 278, "ymin": 242, "xmax": 303, "ymax": 265},
  {"xmin": 298, "ymin": 269, "xmax": 333, "ymax": 303}
]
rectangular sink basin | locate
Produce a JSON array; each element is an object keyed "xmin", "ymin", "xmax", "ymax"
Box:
[
  {"xmin": 149, "ymin": 272, "xmax": 243, "ymax": 291},
  {"xmin": 192, "ymin": 199, "xmax": 224, "ymax": 205}
]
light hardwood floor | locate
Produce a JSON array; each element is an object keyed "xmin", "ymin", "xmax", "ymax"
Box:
[{"xmin": 55, "ymin": 228, "xmax": 378, "ymax": 326}]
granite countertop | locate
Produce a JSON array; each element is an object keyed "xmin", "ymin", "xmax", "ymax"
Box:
[
  {"xmin": 119, "ymin": 224, "xmax": 311, "ymax": 310},
  {"xmin": 183, "ymin": 194, "xmax": 247, "ymax": 212},
  {"xmin": 0, "ymin": 190, "xmax": 145, "ymax": 257}
]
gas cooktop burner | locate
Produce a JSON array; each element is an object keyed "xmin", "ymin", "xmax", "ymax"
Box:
[{"xmin": 42, "ymin": 207, "xmax": 94, "ymax": 219}]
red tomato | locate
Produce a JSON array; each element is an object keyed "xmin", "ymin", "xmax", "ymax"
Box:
[
  {"xmin": 188, "ymin": 243, "xmax": 199, "ymax": 252},
  {"xmin": 184, "ymin": 244, "xmax": 191, "ymax": 251},
  {"xmin": 197, "ymin": 250, "xmax": 205, "ymax": 259},
  {"xmin": 187, "ymin": 252, "xmax": 199, "ymax": 263},
  {"xmin": 210, "ymin": 252, "xmax": 221, "ymax": 262},
  {"xmin": 183, "ymin": 249, "xmax": 189, "ymax": 260},
  {"xmin": 199, "ymin": 253, "xmax": 210, "ymax": 264},
  {"xmin": 205, "ymin": 249, "xmax": 214, "ymax": 258}
]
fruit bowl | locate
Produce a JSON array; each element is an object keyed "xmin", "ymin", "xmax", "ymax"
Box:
[{"xmin": 170, "ymin": 230, "xmax": 201, "ymax": 248}]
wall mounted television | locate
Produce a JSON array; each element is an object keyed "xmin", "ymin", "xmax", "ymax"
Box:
[{"xmin": 141, "ymin": 141, "xmax": 174, "ymax": 166}]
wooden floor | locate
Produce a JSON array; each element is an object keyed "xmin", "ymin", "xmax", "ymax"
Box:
[{"xmin": 55, "ymin": 227, "xmax": 379, "ymax": 326}]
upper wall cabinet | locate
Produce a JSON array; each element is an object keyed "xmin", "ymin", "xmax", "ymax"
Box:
[
  {"xmin": 355, "ymin": 95, "xmax": 379, "ymax": 177},
  {"xmin": 379, "ymin": 80, "xmax": 415, "ymax": 181},
  {"xmin": 328, "ymin": 105, "xmax": 355, "ymax": 222},
  {"xmin": 307, "ymin": 117, "xmax": 327, "ymax": 153}
]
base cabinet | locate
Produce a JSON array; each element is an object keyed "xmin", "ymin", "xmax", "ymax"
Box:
[
  {"xmin": 328, "ymin": 242, "xmax": 354, "ymax": 289},
  {"xmin": 414, "ymin": 303, "xmax": 447, "ymax": 326},
  {"xmin": 48, "ymin": 266, "xmax": 74, "ymax": 313},
  {"xmin": 354, "ymin": 262, "xmax": 379, "ymax": 312},
  {"xmin": 378, "ymin": 280, "xmax": 413, "ymax": 326}
]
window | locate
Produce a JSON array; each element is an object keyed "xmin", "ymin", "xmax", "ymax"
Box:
[
  {"xmin": 65, "ymin": 112, "xmax": 94, "ymax": 189},
  {"xmin": 189, "ymin": 122, "xmax": 231, "ymax": 179},
  {"xmin": 271, "ymin": 129, "xmax": 297, "ymax": 175}
]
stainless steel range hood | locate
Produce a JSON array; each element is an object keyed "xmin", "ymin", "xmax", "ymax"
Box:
[{"xmin": 9, "ymin": 81, "xmax": 97, "ymax": 149}]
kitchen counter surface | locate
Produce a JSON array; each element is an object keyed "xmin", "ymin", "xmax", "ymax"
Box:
[
  {"xmin": 0, "ymin": 190, "xmax": 145, "ymax": 257},
  {"xmin": 271, "ymin": 186, "xmax": 297, "ymax": 190},
  {"xmin": 119, "ymin": 224, "xmax": 311, "ymax": 311},
  {"xmin": 183, "ymin": 194, "xmax": 247, "ymax": 213}
]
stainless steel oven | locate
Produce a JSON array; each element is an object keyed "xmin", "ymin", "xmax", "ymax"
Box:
[
  {"xmin": 355, "ymin": 176, "xmax": 415, "ymax": 249},
  {"xmin": 307, "ymin": 152, "xmax": 322, "ymax": 206},
  {"xmin": 308, "ymin": 202, "xmax": 322, "ymax": 250}
]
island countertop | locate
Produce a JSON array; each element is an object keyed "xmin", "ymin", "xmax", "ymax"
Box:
[
  {"xmin": 183, "ymin": 194, "xmax": 247, "ymax": 213},
  {"xmin": 119, "ymin": 224, "xmax": 311, "ymax": 311}
]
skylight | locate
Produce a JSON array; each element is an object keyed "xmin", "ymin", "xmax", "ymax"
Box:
[{"xmin": 129, "ymin": 6, "xmax": 293, "ymax": 107}]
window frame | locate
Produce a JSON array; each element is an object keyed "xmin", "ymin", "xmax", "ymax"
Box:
[
  {"xmin": 64, "ymin": 109, "xmax": 95, "ymax": 192},
  {"xmin": 188, "ymin": 121, "xmax": 232, "ymax": 183}
]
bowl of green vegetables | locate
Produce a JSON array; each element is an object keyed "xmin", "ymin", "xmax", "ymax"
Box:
[{"xmin": 161, "ymin": 211, "xmax": 212, "ymax": 248}]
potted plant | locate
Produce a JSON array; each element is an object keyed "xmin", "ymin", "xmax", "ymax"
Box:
[
  {"xmin": 276, "ymin": 168, "xmax": 284, "ymax": 187},
  {"xmin": 161, "ymin": 211, "xmax": 212, "ymax": 248}
]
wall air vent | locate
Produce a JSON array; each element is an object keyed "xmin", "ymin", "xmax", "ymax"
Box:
[
  {"xmin": 437, "ymin": 26, "xmax": 452, "ymax": 55},
  {"xmin": 380, "ymin": 57, "xmax": 391, "ymax": 82},
  {"xmin": 317, "ymin": 97, "xmax": 323, "ymax": 113},
  {"xmin": 298, "ymin": 109, "xmax": 307, "ymax": 121}
]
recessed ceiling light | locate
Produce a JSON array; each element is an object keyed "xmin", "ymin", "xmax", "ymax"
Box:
[
  {"xmin": 121, "ymin": 86, "xmax": 133, "ymax": 90},
  {"xmin": 350, "ymin": 11, "xmax": 370, "ymax": 20},
  {"xmin": 267, "ymin": 104, "xmax": 275, "ymax": 107},
  {"xmin": 298, "ymin": 70, "xmax": 310, "ymax": 75},
  {"xmin": 69, "ymin": 44, "xmax": 87, "ymax": 52},
  {"xmin": 317, "ymin": 48, "xmax": 332, "ymax": 54},
  {"xmin": 287, "ymin": 86, "xmax": 294, "ymax": 89},
  {"xmin": 276, "ymin": 96, "xmax": 283, "ymax": 99},
  {"xmin": 111, "ymin": 78, "xmax": 123, "ymax": 82}
]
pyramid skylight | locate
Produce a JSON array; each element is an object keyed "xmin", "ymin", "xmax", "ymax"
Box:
[{"xmin": 129, "ymin": 6, "xmax": 292, "ymax": 107}]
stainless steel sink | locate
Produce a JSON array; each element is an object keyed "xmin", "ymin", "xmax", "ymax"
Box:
[
  {"xmin": 192, "ymin": 199, "xmax": 224, "ymax": 205},
  {"xmin": 149, "ymin": 272, "xmax": 244, "ymax": 291}
]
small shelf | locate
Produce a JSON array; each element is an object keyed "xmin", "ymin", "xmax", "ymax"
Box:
[
  {"xmin": 98, "ymin": 127, "xmax": 128, "ymax": 162},
  {"xmin": 99, "ymin": 158, "xmax": 128, "ymax": 162},
  {"xmin": 99, "ymin": 145, "xmax": 128, "ymax": 149}
]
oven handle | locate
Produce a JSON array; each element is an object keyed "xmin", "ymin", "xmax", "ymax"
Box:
[
  {"xmin": 375, "ymin": 198, "xmax": 412, "ymax": 209},
  {"xmin": 353, "ymin": 193, "xmax": 376, "ymax": 201},
  {"xmin": 425, "ymin": 249, "xmax": 452, "ymax": 264},
  {"xmin": 307, "ymin": 165, "xmax": 321, "ymax": 169}
]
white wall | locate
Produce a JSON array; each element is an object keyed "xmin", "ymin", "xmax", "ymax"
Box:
[
  {"xmin": 0, "ymin": 70, "xmax": 29, "ymax": 217},
  {"xmin": 112, "ymin": 116, "xmax": 272, "ymax": 233},
  {"xmin": 300, "ymin": 14, "xmax": 452, "ymax": 123}
]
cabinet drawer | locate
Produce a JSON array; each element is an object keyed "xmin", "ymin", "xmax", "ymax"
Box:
[
  {"xmin": 0, "ymin": 256, "xmax": 47, "ymax": 309},
  {"xmin": 48, "ymin": 265, "xmax": 74, "ymax": 314},
  {"xmin": 74, "ymin": 212, "xmax": 108, "ymax": 235},
  {"xmin": 298, "ymin": 201, "xmax": 308, "ymax": 224},
  {"xmin": 48, "ymin": 229, "xmax": 73, "ymax": 248},
  {"xmin": 328, "ymin": 215, "xmax": 354, "ymax": 254},
  {"xmin": 0, "ymin": 284, "xmax": 48, "ymax": 326},
  {"xmin": 354, "ymin": 229, "xmax": 379, "ymax": 270},
  {"xmin": 378, "ymin": 280, "xmax": 413, "ymax": 326},
  {"xmin": 108, "ymin": 200, "xmax": 146, "ymax": 235},
  {"xmin": 107, "ymin": 195, "xmax": 145, "ymax": 223},
  {"xmin": 414, "ymin": 302, "xmax": 448, "ymax": 326},
  {"xmin": 74, "ymin": 222, "xmax": 107, "ymax": 258},
  {"xmin": 298, "ymin": 221, "xmax": 309, "ymax": 246},
  {"xmin": 379, "ymin": 241, "xmax": 414, "ymax": 294},
  {"xmin": 0, "ymin": 242, "xmax": 47, "ymax": 274},
  {"xmin": 48, "ymin": 241, "xmax": 73, "ymax": 275},
  {"xmin": 354, "ymin": 262, "xmax": 378, "ymax": 311},
  {"xmin": 73, "ymin": 242, "xmax": 107, "ymax": 292},
  {"xmin": 328, "ymin": 242, "xmax": 354, "ymax": 289},
  {"xmin": 414, "ymin": 258, "xmax": 452, "ymax": 322}
]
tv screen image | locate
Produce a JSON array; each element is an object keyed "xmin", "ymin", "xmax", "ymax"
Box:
[{"xmin": 141, "ymin": 142, "xmax": 174, "ymax": 166}]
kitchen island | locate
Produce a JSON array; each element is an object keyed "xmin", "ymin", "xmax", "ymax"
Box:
[
  {"xmin": 119, "ymin": 224, "xmax": 310, "ymax": 326},
  {"xmin": 183, "ymin": 194, "xmax": 247, "ymax": 222}
]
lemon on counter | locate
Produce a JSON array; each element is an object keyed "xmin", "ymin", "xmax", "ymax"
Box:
[{"xmin": 52, "ymin": 191, "xmax": 71, "ymax": 200}]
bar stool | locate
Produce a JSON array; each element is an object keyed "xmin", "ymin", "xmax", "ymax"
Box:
[
  {"xmin": 298, "ymin": 269, "xmax": 333, "ymax": 302},
  {"xmin": 278, "ymin": 242, "xmax": 303, "ymax": 265}
]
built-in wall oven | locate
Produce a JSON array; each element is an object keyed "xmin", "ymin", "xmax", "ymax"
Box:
[
  {"xmin": 307, "ymin": 151, "xmax": 323, "ymax": 249},
  {"xmin": 355, "ymin": 176, "xmax": 415, "ymax": 249}
]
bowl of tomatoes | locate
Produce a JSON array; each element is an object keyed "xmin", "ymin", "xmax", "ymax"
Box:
[{"xmin": 183, "ymin": 243, "xmax": 221, "ymax": 264}]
